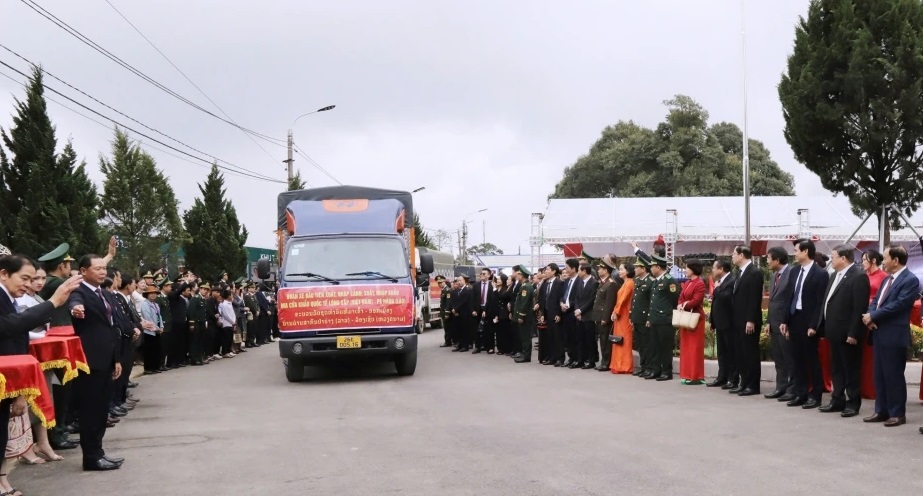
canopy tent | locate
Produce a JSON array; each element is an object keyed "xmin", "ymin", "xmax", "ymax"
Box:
[{"xmin": 538, "ymin": 195, "xmax": 923, "ymax": 257}]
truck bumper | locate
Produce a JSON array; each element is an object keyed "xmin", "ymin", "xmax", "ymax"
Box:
[{"xmin": 279, "ymin": 334, "xmax": 417, "ymax": 358}]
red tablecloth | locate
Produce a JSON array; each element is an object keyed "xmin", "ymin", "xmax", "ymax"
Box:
[
  {"xmin": 46, "ymin": 325, "xmax": 75, "ymax": 337},
  {"xmin": 0, "ymin": 355, "xmax": 55, "ymax": 428},
  {"xmin": 28, "ymin": 335, "xmax": 89, "ymax": 384}
]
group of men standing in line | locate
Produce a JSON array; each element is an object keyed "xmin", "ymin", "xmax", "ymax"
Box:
[{"xmin": 434, "ymin": 238, "xmax": 922, "ymax": 432}]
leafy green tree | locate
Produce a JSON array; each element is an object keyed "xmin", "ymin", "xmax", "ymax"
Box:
[
  {"xmin": 778, "ymin": 0, "xmax": 923, "ymax": 243},
  {"xmin": 412, "ymin": 212, "xmax": 435, "ymax": 249},
  {"xmin": 551, "ymin": 95, "xmax": 795, "ymax": 200},
  {"xmin": 183, "ymin": 164, "xmax": 249, "ymax": 281},
  {"xmin": 98, "ymin": 128, "xmax": 184, "ymax": 276},
  {"xmin": 59, "ymin": 141, "xmax": 103, "ymax": 256},
  {"xmin": 467, "ymin": 242, "xmax": 503, "ymax": 256},
  {"xmin": 288, "ymin": 169, "xmax": 307, "ymax": 191}
]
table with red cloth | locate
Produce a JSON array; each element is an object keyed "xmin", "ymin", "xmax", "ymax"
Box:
[
  {"xmin": 46, "ymin": 325, "xmax": 75, "ymax": 337},
  {"xmin": 28, "ymin": 335, "xmax": 89, "ymax": 385},
  {"xmin": 0, "ymin": 354, "xmax": 55, "ymax": 428}
]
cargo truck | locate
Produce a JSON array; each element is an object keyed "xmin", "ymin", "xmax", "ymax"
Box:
[{"xmin": 258, "ymin": 186, "xmax": 434, "ymax": 382}]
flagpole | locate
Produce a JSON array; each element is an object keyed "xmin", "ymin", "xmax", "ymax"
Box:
[{"xmin": 741, "ymin": 0, "xmax": 751, "ymax": 246}]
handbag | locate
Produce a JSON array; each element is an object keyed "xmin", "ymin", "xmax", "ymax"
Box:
[{"xmin": 672, "ymin": 309, "xmax": 700, "ymax": 329}]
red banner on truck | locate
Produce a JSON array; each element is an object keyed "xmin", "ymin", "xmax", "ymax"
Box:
[{"xmin": 277, "ymin": 284, "xmax": 414, "ymax": 332}]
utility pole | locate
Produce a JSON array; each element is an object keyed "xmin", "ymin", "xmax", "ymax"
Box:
[
  {"xmin": 285, "ymin": 129, "xmax": 294, "ymax": 185},
  {"xmin": 461, "ymin": 221, "xmax": 468, "ymax": 265},
  {"xmin": 482, "ymin": 219, "xmax": 486, "ymax": 245}
]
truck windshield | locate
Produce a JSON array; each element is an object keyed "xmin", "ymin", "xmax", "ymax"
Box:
[{"xmin": 283, "ymin": 237, "xmax": 409, "ymax": 281}]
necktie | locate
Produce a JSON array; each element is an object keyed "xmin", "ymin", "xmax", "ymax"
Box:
[
  {"xmin": 790, "ymin": 268, "xmax": 805, "ymax": 315},
  {"xmin": 734, "ymin": 267, "xmax": 744, "ymax": 292},
  {"xmin": 481, "ymin": 282, "xmax": 487, "ymax": 306},
  {"xmin": 96, "ymin": 288, "xmax": 113, "ymax": 325},
  {"xmin": 774, "ymin": 270, "xmax": 781, "ymax": 291},
  {"xmin": 545, "ymin": 280, "xmax": 554, "ymax": 305},
  {"xmin": 878, "ymin": 275, "xmax": 894, "ymax": 303}
]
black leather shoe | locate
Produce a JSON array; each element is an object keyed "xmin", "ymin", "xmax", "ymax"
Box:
[
  {"xmin": 863, "ymin": 413, "xmax": 888, "ymax": 423},
  {"xmin": 644, "ymin": 372, "xmax": 659, "ymax": 380},
  {"xmin": 819, "ymin": 402, "xmax": 844, "ymax": 413},
  {"xmin": 802, "ymin": 398, "xmax": 820, "ymax": 409},
  {"xmin": 103, "ymin": 455, "xmax": 124, "ymax": 464},
  {"xmin": 787, "ymin": 397, "xmax": 807, "ymax": 407},
  {"xmin": 513, "ymin": 357, "xmax": 530, "ymax": 363},
  {"xmin": 439, "ymin": 343, "xmax": 452, "ymax": 348},
  {"xmin": 567, "ymin": 362, "xmax": 580, "ymax": 369},
  {"xmin": 841, "ymin": 408, "xmax": 859, "ymax": 418},
  {"xmin": 595, "ymin": 366, "xmax": 609, "ymax": 372},
  {"xmin": 728, "ymin": 386, "xmax": 743, "ymax": 394},
  {"xmin": 764, "ymin": 389, "xmax": 785, "ymax": 399},
  {"xmin": 553, "ymin": 361, "xmax": 564, "ymax": 367},
  {"xmin": 109, "ymin": 408, "xmax": 127, "ymax": 418},
  {"xmin": 52, "ymin": 440, "xmax": 79, "ymax": 450},
  {"xmin": 631, "ymin": 369, "xmax": 642, "ymax": 376},
  {"xmin": 705, "ymin": 379, "xmax": 725, "ymax": 388},
  {"xmin": 127, "ymin": 381, "xmax": 139, "ymax": 388},
  {"xmin": 738, "ymin": 388, "xmax": 759, "ymax": 396},
  {"xmin": 471, "ymin": 349, "xmax": 481, "ymax": 354},
  {"xmin": 721, "ymin": 383, "xmax": 737, "ymax": 390},
  {"xmin": 581, "ymin": 362, "xmax": 595, "ymax": 370},
  {"xmin": 778, "ymin": 393, "xmax": 795, "ymax": 402},
  {"xmin": 655, "ymin": 374, "xmax": 672, "ymax": 381},
  {"xmin": 84, "ymin": 458, "xmax": 120, "ymax": 471}
]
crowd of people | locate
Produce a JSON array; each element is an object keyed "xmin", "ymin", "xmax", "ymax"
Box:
[
  {"xmin": 437, "ymin": 240, "xmax": 922, "ymax": 433},
  {"xmin": 0, "ymin": 239, "xmax": 279, "ymax": 495}
]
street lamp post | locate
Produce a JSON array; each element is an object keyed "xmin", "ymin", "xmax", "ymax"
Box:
[
  {"xmin": 460, "ymin": 208, "xmax": 487, "ymax": 264},
  {"xmin": 740, "ymin": 0, "xmax": 751, "ymax": 245},
  {"xmin": 286, "ymin": 105, "xmax": 336, "ymax": 185}
]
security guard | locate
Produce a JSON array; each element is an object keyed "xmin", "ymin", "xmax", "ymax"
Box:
[
  {"xmin": 436, "ymin": 275, "xmax": 453, "ymax": 347},
  {"xmin": 36, "ymin": 243, "xmax": 79, "ymax": 450},
  {"xmin": 647, "ymin": 254, "xmax": 680, "ymax": 381},
  {"xmin": 187, "ymin": 283, "xmax": 209, "ymax": 365},
  {"xmin": 513, "ymin": 265, "xmax": 534, "ymax": 363},
  {"xmin": 631, "ymin": 257, "xmax": 654, "ymax": 377},
  {"xmin": 37, "ymin": 243, "xmax": 76, "ymax": 327}
]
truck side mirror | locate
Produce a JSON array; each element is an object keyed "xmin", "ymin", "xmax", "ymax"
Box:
[
  {"xmin": 416, "ymin": 273, "xmax": 430, "ymax": 288},
  {"xmin": 256, "ymin": 259, "xmax": 271, "ymax": 280},
  {"xmin": 420, "ymin": 254, "xmax": 434, "ymax": 274}
]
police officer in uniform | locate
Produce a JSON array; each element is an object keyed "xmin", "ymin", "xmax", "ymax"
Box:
[
  {"xmin": 187, "ymin": 283, "xmax": 209, "ymax": 365},
  {"xmin": 631, "ymin": 258, "xmax": 654, "ymax": 377},
  {"xmin": 646, "ymin": 254, "xmax": 680, "ymax": 381},
  {"xmin": 513, "ymin": 265, "xmax": 534, "ymax": 363},
  {"xmin": 436, "ymin": 276, "xmax": 453, "ymax": 347},
  {"xmin": 36, "ymin": 243, "xmax": 79, "ymax": 450}
]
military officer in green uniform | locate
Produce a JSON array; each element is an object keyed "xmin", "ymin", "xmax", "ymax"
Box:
[
  {"xmin": 187, "ymin": 282, "xmax": 209, "ymax": 365},
  {"xmin": 513, "ymin": 265, "xmax": 534, "ymax": 363},
  {"xmin": 36, "ymin": 243, "xmax": 79, "ymax": 450},
  {"xmin": 435, "ymin": 275, "xmax": 454, "ymax": 348},
  {"xmin": 37, "ymin": 243, "xmax": 76, "ymax": 327},
  {"xmin": 154, "ymin": 279, "xmax": 173, "ymax": 371},
  {"xmin": 647, "ymin": 254, "xmax": 680, "ymax": 381},
  {"xmin": 631, "ymin": 258, "xmax": 654, "ymax": 377}
]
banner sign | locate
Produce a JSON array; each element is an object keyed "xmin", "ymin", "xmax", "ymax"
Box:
[{"xmin": 277, "ymin": 284, "xmax": 414, "ymax": 332}]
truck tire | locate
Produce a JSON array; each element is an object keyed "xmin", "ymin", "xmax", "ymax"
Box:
[
  {"xmin": 394, "ymin": 350, "xmax": 417, "ymax": 376},
  {"xmin": 416, "ymin": 313, "xmax": 426, "ymax": 334},
  {"xmin": 285, "ymin": 358, "xmax": 305, "ymax": 382}
]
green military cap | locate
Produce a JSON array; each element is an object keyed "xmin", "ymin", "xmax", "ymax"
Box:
[
  {"xmin": 633, "ymin": 257, "xmax": 650, "ymax": 269},
  {"xmin": 234, "ymin": 276, "xmax": 245, "ymax": 284},
  {"xmin": 514, "ymin": 264, "xmax": 532, "ymax": 276},
  {"xmin": 37, "ymin": 243, "xmax": 75, "ymax": 265},
  {"xmin": 434, "ymin": 275, "xmax": 446, "ymax": 282},
  {"xmin": 580, "ymin": 249, "xmax": 595, "ymax": 261},
  {"xmin": 142, "ymin": 271, "xmax": 154, "ymax": 280},
  {"xmin": 158, "ymin": 279, "xmax": 173, "ymax": 289},
  {"xmin": 200, "ymin": 282, "xmax": 211, "ymax": 290},
  {"xmin": 650, "ymin": 254, "xmax": 669, "ymax": 268}
]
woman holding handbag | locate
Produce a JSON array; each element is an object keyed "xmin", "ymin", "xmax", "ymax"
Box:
[
  {"xmin": 610, "ymin": 261, "xmax": 635, "ymax": 374},
  {"xmin": 677, "ymin": 258, "xmax": 706, "ymax": 385}
]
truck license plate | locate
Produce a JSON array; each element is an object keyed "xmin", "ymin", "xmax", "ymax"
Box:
[{"xmin": 336, "ymin": 336, "xmax": 362, "ymax": 349}]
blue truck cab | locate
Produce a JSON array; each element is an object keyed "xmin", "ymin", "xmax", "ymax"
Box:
[{"xmin": 259, "ymin": 186, "xmax": 434, "ymax": 382}]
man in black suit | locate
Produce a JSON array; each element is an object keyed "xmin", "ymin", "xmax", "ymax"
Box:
[
  {"xmin": 765, "ymin": 247, "xmax": 796, "ymax": 400},
  {"xmin": 559, "ymin": 259, "xmax": 582, "ymax": 368},
  {"xmin": 730, "ymin": 245, "xmax": 764, "ymax": 396},
  {"xmin": 450, "ymin": 276, "xmax": 473, "ymax": 352},
  {"xmin": 780, "ymin": 240, "xmax": 829, "ymax": 409},
  {"xmin": 540, "ymin": 264, "xmax": 564, "ymax": 366},
  {"xmin": 817, "ymin": 244, "xmax": 870, "ymax": 417},
  {"xmin": 472, "ymin": 268, "xmax": 494, "ymax": 353},
  {"xmin": 68, "ymin": 254, "xmax": 124, "ymax": 471},
  {"xmin": 707, "ymin": 258, "xmax": 737, "ymax": 388},
  {"xmin": 574, "ymin": 264, "xmax": 599, "ymax": 369}
]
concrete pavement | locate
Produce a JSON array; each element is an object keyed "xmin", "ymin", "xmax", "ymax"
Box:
[{"xmin": 17, "ymin": 332, "xmax": 923, "ymax": 495}]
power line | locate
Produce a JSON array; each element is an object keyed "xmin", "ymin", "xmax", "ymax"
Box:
[
  {"xmin": 101, "ymin": 0, "xmax": 286, "ymax": 169},
  {"xmin": 291, "ymin": 141, "xmax": 343, "ymax": 185},
  {"xmin": 0, "ymin": 44, "xmax": 279, "ymax": 181},
  {"xmin": 17, "ymin": 0, "xmax": 286, "ymax": 146},
  {"xmin": 0, "ymin": 59, "xmax": 284, "ymax": 183}
]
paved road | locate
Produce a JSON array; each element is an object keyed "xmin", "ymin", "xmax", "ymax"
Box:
[{"xmin": 19, "ymin": 331, "xmax": 923, "ymax": 495}]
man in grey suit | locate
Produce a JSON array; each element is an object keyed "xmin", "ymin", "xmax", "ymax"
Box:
[{"xmin": 765, "ymin": 246, "xmax": 795, "ymax": 400}]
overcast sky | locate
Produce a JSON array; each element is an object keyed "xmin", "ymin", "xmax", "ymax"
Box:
[{"xmin": 0, "ymin": 0, "xmax": 819, "ymax": 256}]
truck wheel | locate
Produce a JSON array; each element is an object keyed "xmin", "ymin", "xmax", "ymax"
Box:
[
  {"xmin": 285, "ymin": 358, "xmax": 305, "ymax": 382},
  {"xmin": 394, "ymin": 350, "xmax": 417, "ymax": 376},
  {"xmin": 416, "ymin": 313, "xmax": 426, "ymax": 334}
]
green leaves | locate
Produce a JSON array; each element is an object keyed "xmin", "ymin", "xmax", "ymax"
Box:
[
  {"xmin": 412, "ymin": 212, "xmax": 435, "ymax": 249},
  {"xmin": 183, "ymin": 164, "xmax": 248, "ymax": 281},
  {"xmin": 99, "ymin": 128, "xmax": 183, "ymax": 276},
  {"xmin": 288, "ymin": 169, "xmax": 307, "ymax": 191},
  {"xmin": 779, "ymin": 0, "xmax": 923, "ymax": 238},
  {"xmin": 550, "ymin": 95, "xmax": 794, "ymax": 201}
]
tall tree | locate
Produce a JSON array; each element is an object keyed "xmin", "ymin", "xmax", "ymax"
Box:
[
  {"xmin": 779, "ymin": 0, "xmax": 923, "ymax": 243},
  {"xmin": 0, "ymin": 66, "xmax": 57, "ymax": 250},
  {"xmin": 288, "ymin": 169, "xmax": 306, "ymax": 191},
  {"xmin": 99, "ymin": 128, "xmax": 184, "ymax": 276},
  {"xmin": 412, "ymin": 212, "xmax": 435, "ymax": 249},
  {"xmin": 183, "ymin": 164, "xmax": 249, "ymax": 281},
  {"xmin": 550, "ymin": 95, "xmax": 795, "ymax": 200},
  {"xmin": 59, "ymin": 141, "xmax": 103, "ymax": 256}
]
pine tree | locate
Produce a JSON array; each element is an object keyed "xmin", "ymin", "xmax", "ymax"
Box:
[
  {"xmin": 412, "ymin": 212, "xmax": 435, "ymax": 249},
  {"xmin": 99, "ymin": 128, "xmax": 184, "ymax": 276},
  {"xmin": 183, "ymin": 164, "xmax": 249, "ymax": 281},
  {"xmin": 288, "ymin": 169, "xmax": 306, "ymax": 191},
  {"xmin": 58, "ymin": 141, "xmax": 102, "ymax": 256},
  {"xmin": 0, "ymin": 66, "xmax": 57, "ymax": 250}
]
